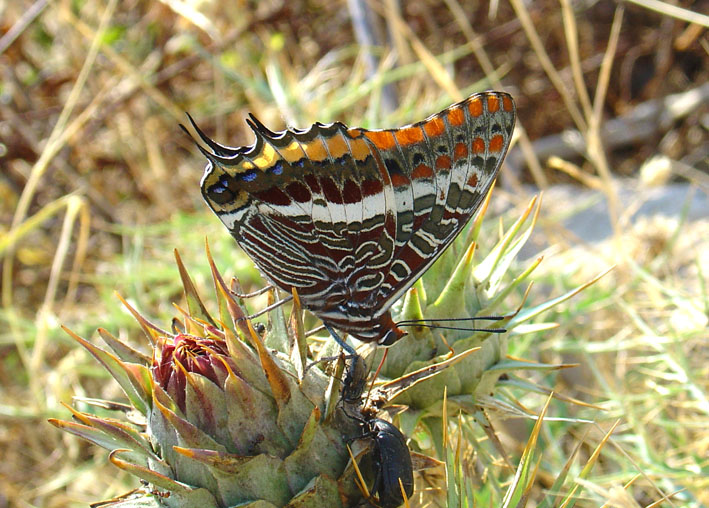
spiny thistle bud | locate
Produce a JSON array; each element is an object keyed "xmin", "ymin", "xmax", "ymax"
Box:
[{"xmin": 152, "ymin": 334, "xmax": 232, "ymax": 414}]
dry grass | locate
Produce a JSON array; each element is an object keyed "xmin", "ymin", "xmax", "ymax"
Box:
[{"xmin": 1, "ymin": 0, "xmax": 707, "ymax": 506}]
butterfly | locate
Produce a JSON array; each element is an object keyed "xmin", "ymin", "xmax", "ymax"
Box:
[{"xmin": 186, "ymin": 91, "xmax": 515, "ymax": 347}]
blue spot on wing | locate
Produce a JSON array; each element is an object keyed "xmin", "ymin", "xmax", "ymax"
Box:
[
  {"xmin": 212, "ymin": 175, "xmax": 230, "ymax": 194},
  {"xmin": 241, "ymin": 169, "xmax": 258, "ymax": 182}
]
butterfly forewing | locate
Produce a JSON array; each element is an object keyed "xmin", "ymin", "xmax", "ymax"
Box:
[
  {"xmin": 195, "ymin": 91, "xmax": 516, "ymax": 345},
  {"xmin": 355, "ymin": 93, "xmax": 516, "ymax": 318}
]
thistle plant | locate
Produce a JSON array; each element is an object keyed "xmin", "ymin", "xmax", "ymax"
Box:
[
  {"xmin": 50, "ymin": 247, "xmax": 367, "ymax": 508},
  {"xmin": 51, "ymin": 196, "xmax": 605, "ymax": 507}
]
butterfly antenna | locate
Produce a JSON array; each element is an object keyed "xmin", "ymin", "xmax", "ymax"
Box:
[{"xmin": 396, "ymin": 316, "xmax": 506, "ymax": 334}]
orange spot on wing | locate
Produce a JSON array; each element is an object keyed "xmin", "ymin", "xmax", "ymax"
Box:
[
  {"xmin": 348, "ymin": 137, "xmax": 371, "ymax": 161},
  {"xmin": 326, "ymin": 134, "xmax": 349, "ymax": 158},
  {"xmin": 454, "ymin": 142, "xmax": 467, "ymax": 160},
  {"xmin": 423, "ymin": 117, "xmax": 445, "ymax": 137},
  {"xmin": 467, "ymin": 172, "xmax": 478, "ymax": 187},
  {"xmin": 436, "ymin": 155, "xmax": 451, "ymax": 169},
  {"xmin": 394, "ymin": 126, "xmax": 424, "ymax": 146},
  {"xmin": 468, "ymin": 98, "xmax": 483, "ymax": 117},
  {"xmin": 281, "ymin": 141, "xmax": 306, "ymax": 163},
  {"xmin": 447, "ymin": 107, "xmax": 464, "ymax": 126},
  {"xmin": 411, "ymin": 164, "xmax": 433, "ymax": 179},
  {"xmin": 502, "ymin": 95, "xmax": 514, "ymax": 112},
  {"xmin": 391, "ymin": 172, "xmax": 409, "ymax": 187},
  {"xmin": 303, "ymin": 139, "xmax": 328, "ymax": 162},
  {"xmin": 364, "ymin": 130, "xmax": 396, "ymax": 150},
  {"xmin": 472, "ymin": 137, "xmax": 485, "ymax": 154},
  {"xmin": 487, "ymin": 95, "xmax": 500, "ymax": 113},
  {"xmin": 489, "ymin": 134, "xmax": 504, "ymax": 153}
]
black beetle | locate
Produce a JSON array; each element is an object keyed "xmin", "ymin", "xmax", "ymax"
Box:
[
  {"xmin": 363, "ymin": 417, "xmax": 414, "ymax": 508},
  {"xmin": 341, "ymin": 354, "xmax": 414, "ymax": 508}
]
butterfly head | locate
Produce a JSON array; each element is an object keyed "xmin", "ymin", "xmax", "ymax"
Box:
[
  {"xmin": 378, "ymin": 325, "xmax": 407, "ymax": 346},
  {"xmin": 347, "ymin": 312, "xmax": 407, "ymax": 346}
]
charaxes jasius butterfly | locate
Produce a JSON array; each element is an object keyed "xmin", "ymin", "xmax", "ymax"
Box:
[{"xmin": 187, "ymin": 91, "xmax": 516, "ymax": 347}]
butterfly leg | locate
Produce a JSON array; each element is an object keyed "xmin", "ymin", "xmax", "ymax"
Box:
[
  {"xmin": 240, "ymin": 294, "xmax": 294, "ymax": 321},
  {"xmin": 324, "ymin": 323, "xmax": 357, "ymax": 356},
  {"xmin": 230, "ymin": 284, "xmax": 275, "ymax": 299}
]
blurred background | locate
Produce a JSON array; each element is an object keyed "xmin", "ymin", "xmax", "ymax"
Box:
[{"xmin": 1, "ymin": 0, "xmax": 707, "ymax": 506}]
